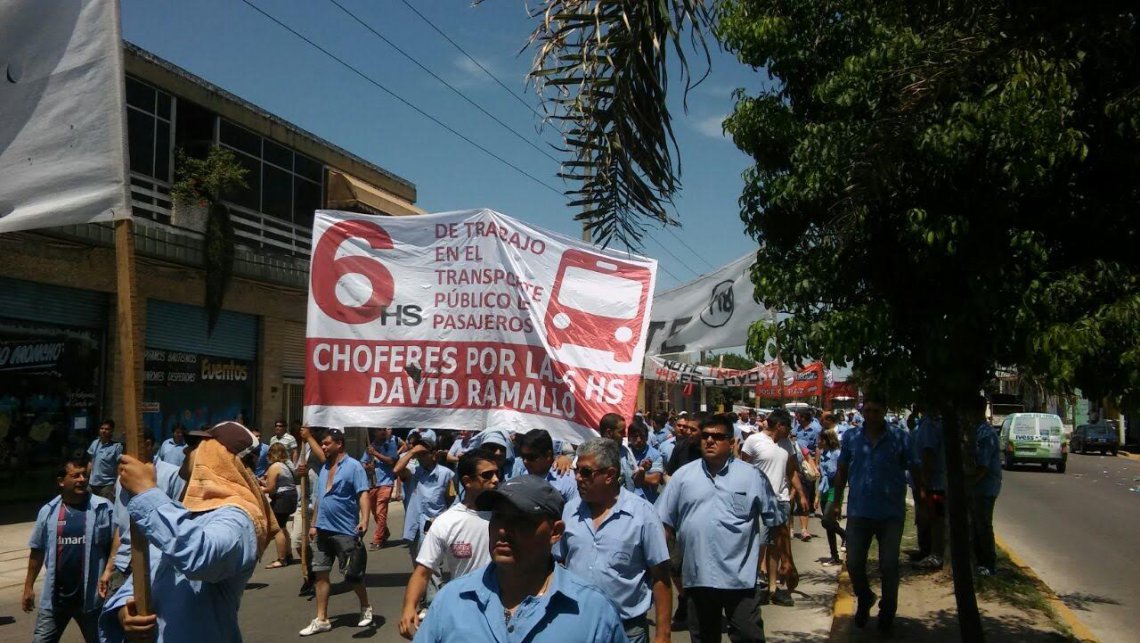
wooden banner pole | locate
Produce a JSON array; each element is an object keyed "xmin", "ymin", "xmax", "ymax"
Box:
[
  {"xmin": 114, "ymin": 218, "xmax": 152, "ymax": 614},
  {"xmin": 299, "ymin": 442, "xmax": 311, "ymax": 581}
]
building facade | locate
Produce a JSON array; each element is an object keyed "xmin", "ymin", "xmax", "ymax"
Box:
[{"xmin": 0, "ymin": 44, "xmax": 421, "ymax": 498}]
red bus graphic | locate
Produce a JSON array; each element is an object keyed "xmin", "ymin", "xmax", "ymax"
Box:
[{"xmin": 544, "ymin": 249, "xmax": 651, "ymax": 363}]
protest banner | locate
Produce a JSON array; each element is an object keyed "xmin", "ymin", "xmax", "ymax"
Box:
[{"xmin": 303, "ymin": 209, "xmax": 657, "ymax": 445}]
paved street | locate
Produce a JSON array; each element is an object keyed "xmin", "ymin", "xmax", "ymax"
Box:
[
  {"xmin": 0, "ymin": 502, "xmax": 838, "ymax": 643},
  {"xmin": 994, "ymin": 451, "xmax": 1140, "ymax": 643}
]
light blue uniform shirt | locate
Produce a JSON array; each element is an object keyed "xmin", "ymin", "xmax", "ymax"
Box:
[
  {"xmin": 413, "ymin": 563, "xmax": 627, "ymax": 643},
  {"xmin": 253, "ymin": 443, "xmax": 269, "ymax": 478},
  {"xmin": 657, "ymin": 436, "xmax": 676, "ymax": 464},
  {"xmin": 839, "ymin": 425, "xmax": 912, "ymax": 522},
  {"xmin": 99, "ymin": 489, "xmax": 257, "ymax": 643},
  {"xmin": 975, "ymin": 423, "xmax": 1002, "ymax": 498},
  {"xmin": 315, "ymin": 455, "xmax": 370, "ymax": 536},
  {"xmin": 544, "ymin": 469, "xmax": 578, "ymax": 502},
  {"xmin": 113, "ymin": 460, "xmax": 187, "ymax": 573},
  {"xmin": 818, "ymin": 448, "xmax": 841, "ymax": 495},
  {"xmin": 657, "ymin": 457, "xmax": 779, "ymax": 590},
  {"xmin": 403, "ymin": 464, "xmax": 455, "ymax": 541},
  {"xmin": 648, "ymin": 425, "xmax": 672, "ymax": 448},
  {"xmin": 87, "ymin": 439, "xmax": 123, "ymax": 487},
  {"xmin": 361, "ymin": 437, "xmax": 400, "ymax": 487},
  {"xmin": 916, "ymin": 417, "xmax": 946, "ymax": 490},
  {"xmin": 629, "ymin": 444, "xmax": 665, "ymax": 504},
  {"xmin": 29, "ymin": 495, "xmax": 114, "ymax": 613},
  {"xmin": 153, "ymin": 438, "xmax": 187, "ymax": 468},
  {"xmin": 557, "ymin": 488, "xmax": 669, "ymax": 620}
]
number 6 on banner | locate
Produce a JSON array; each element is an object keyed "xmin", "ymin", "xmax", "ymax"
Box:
[{"xmin": 311, "ymin": 219, "xmax": 395, "ymax": 324}]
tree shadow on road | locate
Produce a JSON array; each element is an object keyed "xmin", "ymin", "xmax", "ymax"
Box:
[{"xmin": 1059, "ymin": 591, "xmax": 1121, "ymax": 611}]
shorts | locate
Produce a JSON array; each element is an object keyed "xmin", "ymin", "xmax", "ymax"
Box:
[
  {"xmin": 313, "ymin": 529, "xmax": 367, "ymax": 583},
  {"xmin": 273, "ymin": 511, "xmax": 291, "ymax": 530},
  {"xmin": 776, "ymin": 500, "xmax": 791, "ymax": 526}
]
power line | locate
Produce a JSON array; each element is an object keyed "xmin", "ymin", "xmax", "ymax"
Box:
[
  {"xmin": 325, "ymin": 0, "xmax": 560, "ymax": 165},
  {"xmin": 396, "ymin": 0, "xmax": 548, "ymax": 122},
  {"xmin": 644, "ymin": 234, "xmax": 701, "ymax": 279},
  {"xmin": 664, "ymin": 225, "xmax": 716, "ymax": 271},
  {"xmin": 238, "ymin": 0, "xmax": 564, "ymax": 197}
]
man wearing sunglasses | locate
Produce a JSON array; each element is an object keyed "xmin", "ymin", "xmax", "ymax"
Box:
[
  {"xmin": 657, "ymin": 414, "xmax": 780, "ymax": 642},
  {"xmin": 413, "ymin": 476, "xmax": 626, "ymax": 642},
  {"xmin": 399, "ymin": 447, "xmax": 500, "ymax": 639},
  {"xmin": 558, "ymin": 438, "xmax": 671, "ymax": 643},
  {"xmin": 516, "ymin": 429, "xmax": 577, "ymax": 501}
]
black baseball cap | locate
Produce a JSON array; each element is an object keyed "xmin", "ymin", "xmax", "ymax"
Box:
[{"xmin": 476, "ymin": 475, "xmax": 564, "ymax": 519}]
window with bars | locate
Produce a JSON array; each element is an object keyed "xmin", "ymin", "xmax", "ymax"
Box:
[{"xmin": 218, "ymin": 119, "xmax": 324, "ymax": 230}]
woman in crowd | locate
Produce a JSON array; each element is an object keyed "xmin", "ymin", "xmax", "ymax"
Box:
[
  {"xmin": 817, "ymin": 428, "xmax": 846, "ymax": 565},
  {"xmin": 262, "ymin": 442, "xmax": 298, "ymax": 568}
]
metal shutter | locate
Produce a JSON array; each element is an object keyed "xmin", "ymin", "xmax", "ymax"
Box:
[
  {"xmin": 280, "ymin": 321, "xmax": 306, "ymax": 378},
  {"xmin": 145, "ymin": 300, "xmax": 257, "ymax": 359},
  {"xmin": 0, "ymin": 277, "xmax": 108, "ymax": 327}
]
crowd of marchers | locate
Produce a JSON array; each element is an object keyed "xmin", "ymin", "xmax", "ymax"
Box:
[{"xmin": 21, "ymin": 394, "xmax": 1002, "ymax": 643}]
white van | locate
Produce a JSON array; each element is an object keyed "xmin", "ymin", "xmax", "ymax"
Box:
[{"xmin": 999, "ymin": 412, "xmax": 1068, "ymax": 473}]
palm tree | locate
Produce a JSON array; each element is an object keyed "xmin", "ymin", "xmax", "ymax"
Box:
[{"xmin": 514, "ymin": 0, "xmax": 716, "ymax": 248}]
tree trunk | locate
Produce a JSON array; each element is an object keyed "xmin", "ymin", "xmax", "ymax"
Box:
[{"xmin": 943, "ymin": 404, "xmax": 984, "ymax": 641}]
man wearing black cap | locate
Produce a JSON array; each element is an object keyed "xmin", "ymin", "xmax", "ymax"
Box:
[
  {"xmin": 413, "ymin": 476, "xmax": 626, "ymax": 642},
  {"xmin": 101, "ymin": 421, "xmax": 275, "ymax": 643}
]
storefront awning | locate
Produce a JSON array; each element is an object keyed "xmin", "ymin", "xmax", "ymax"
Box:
[{"xmin": 326, "ymin": 171, "xmax": 424, "ymax": 217}]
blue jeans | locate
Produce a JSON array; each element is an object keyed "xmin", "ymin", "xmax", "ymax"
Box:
[
  {"xmin": 845, "ymin": 517, "xmax": 903, "ymax": 618},
  {"xmin": 32, "ymin": 606, "xmax": 99, "ymax": 643}
]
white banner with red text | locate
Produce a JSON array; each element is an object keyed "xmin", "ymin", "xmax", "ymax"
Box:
[{"xmin": 303, "ymin": 209, "xmax": 657, "ymax": 445}]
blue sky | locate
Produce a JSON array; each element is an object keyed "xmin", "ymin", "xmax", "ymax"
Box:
[{"xmin": 121, "ymin": 0, "xmax": 764, "ymax": 290}]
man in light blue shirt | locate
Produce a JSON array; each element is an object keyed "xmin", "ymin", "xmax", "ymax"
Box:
[
  {"xmin": 558, "ymin": 438, "xmax": 671, "ymax": 643},
  {"xmin": 109, "ymin": 459, "xmax": 186, "ymax": 596},
  {"xmin": 24, "ymin": 454, "xmax": 115, "ymax": 643},
  {"xmin": 598, "ymin": 413, "xmax": 639, "ymax": 493},
  {"xmin": 394, "ymin": 431, "xmax": 455, "ymax": 610},
  {"xmin": 86, "ymin": 420, "xmax": 122, "ymax": 500},
  {"xmin": 153, "ymin": 425, "xmax": 187, "ymax": 468},
  {"xmin": 300, "ymin": 428, "xmax": 374, "ymax": 636},
  {"xmin": 627, "ymin": 423, "xmax": 664, "ymax": 504},
  {"xmin": 415, "ymin": 476, "xmax": 626, "ymax": 643},
  {"xmin": 828, "ymin": 393, "xmax": 913, "ymax": 634},
  {"xmin": 648, "ymin": 412, "xmax": 673, "ymax": 448},
  {"xmin": 516, "ymin": 429, "xmax": 577, "ymax": 501},
  {"xmin": 248, "ymin": 427, "xmax": 270, "ymax": 478},
  {"xmin": 361, "ymin": 427, "xmax": 400, "ymax": 550},
  {"xmin": 973, "ymin": 398, "xmax": 1002, "ymax": 576},
  {"xmin": 102, "ymin": 420, "xmax": 271, "ymax": 643},
  {"xmin": 657, "ymin": 413, "xmax": 779, "ymax": 642}
]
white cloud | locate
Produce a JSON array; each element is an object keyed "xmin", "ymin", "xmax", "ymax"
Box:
[
  {"xmin": 693, "ymin": 114, "xmax": 730, "ymax": 140},
  {"xmin": 450, "ymin": 55, "xmax": 510, "ymax": 89}
]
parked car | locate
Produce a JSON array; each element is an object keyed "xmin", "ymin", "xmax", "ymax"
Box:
[
  {"xmin": 999, "ymin": 412, "xmax": 1068, "ymax": 473},
  {"xmin": 1071, "ymin": 423, "xmax": 1120, "ymax": 456}
]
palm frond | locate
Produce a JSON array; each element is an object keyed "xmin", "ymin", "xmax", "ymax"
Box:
[{"xmin": 519, "ymin": 0, "xmax": 715, "ymax": 247}]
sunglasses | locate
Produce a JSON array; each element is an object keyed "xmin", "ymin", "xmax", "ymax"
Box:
[
  {"xmin": 574, "ymin": 466, "xmax": 608, "ymax": 478},
  {"xmin": 700, "ymin": 431, "xmax": 731, "ymax": 442},
  {"xmin": 476, "ymin": 469, "xmax": 500, "ymax": 481}
]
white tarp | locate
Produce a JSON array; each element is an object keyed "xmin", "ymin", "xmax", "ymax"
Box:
[
  {"xmin": 0, "ymin": 0, "xmax": 130, "ymax": 233},
  {"xmin": 303, "ymin": 209, "xmax": 657, "ymax": 445},
  {"xmin": 644, "ymin": 252, "xmax": 769, "ymax": 356}
]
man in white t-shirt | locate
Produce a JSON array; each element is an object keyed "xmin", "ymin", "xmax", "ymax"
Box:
[
  {"xmin": 398, "ymin": 446, "xmax": 499, "ymax": 640},
  {"xmin": 741, "ymin": 408, "xmax": 808, "ymax": 607}
]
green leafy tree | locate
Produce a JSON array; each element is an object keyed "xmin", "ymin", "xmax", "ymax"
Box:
[{"xmin": 715, "ymin": 1, "xmax": 1140, "ymax": 639}]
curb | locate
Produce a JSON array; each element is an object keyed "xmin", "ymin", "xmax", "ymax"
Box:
[
  {"xmin": 993, "ymin": 534, "xmax": 1099, "ymax": 643},
  {"xmin": 1116, "ymin": 450, "xmax": 1138, "ymax": 461},
  {"xmin": 827, "ymin": 566, "xmax": 855, "ymax": 642}
]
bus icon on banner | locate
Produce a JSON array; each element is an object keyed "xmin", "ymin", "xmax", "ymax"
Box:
[{"xmin": 545, "ymin": 249, "xmax": 652, "ymax": 363}]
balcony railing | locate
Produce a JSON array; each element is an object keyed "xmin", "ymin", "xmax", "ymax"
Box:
[{"xmin": 129, "ymin": 172, "xmax": 313, "ymax": 258}]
